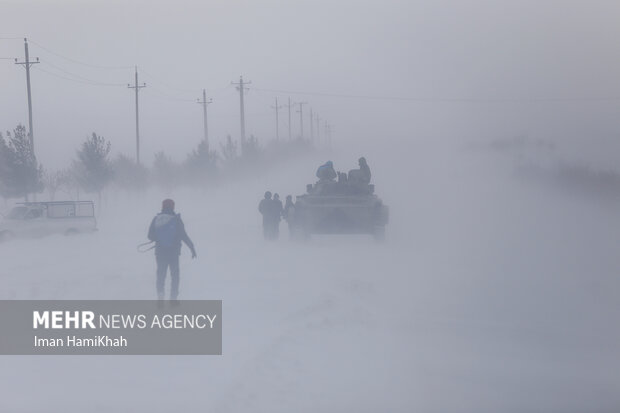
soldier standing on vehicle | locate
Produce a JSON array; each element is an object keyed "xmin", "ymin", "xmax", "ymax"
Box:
[
  {"xmin": 348, "ymin": 157, "xmax": 372, "ymax": 186},
  {"xmin": 358, "ymin": 157, "xmax": 371, "ymax": 184},
  {"xmin": 147, "ymin": 199, "xmax": 197, "ymax": 302}
]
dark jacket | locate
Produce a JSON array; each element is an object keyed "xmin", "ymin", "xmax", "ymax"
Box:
[
  {"xmin": 258, "ymin": 198, "xmax": 280, "ymax": 224},
  {"xmin": 148, "ymin": 211, "xmax": 195, "ymax": 256}
]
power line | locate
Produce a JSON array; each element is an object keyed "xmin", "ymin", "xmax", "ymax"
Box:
[
  {"xmin": 140, "ymin": 69, "xmax": 233, "ymax": 102},
  {"xmin": 15, "ymin": 39, "xmax": 238, "ymax": 102},
  {"xmin": 252, "ymin": 87, "xmax": 620, "ymax": 104},
  {"xmin": 34, "ymin": 66, "xmax": 127, "ymax": 87},
  {"xmin": 144, "ymin": 86, "xmax": 195, "ymax": 102},
  {"xmin": 33, "ymin": 63, "xmax": 212, "ymax": 100},
  {"xmin": 41, "ymin": 60, "xmax": 126, "ymax": 86},
  {"xmin": 34, "ymin": 66, "xmax": 100, "ymax": 85},
  {"xmin": 22, "ymin": 40, "xmax": 227, "ymax": 97},
  {"xmin": 28, "ymin": 39, "xmax": 132, "ymax": 70},
  {"xmin": 14, "ymin": 38, "xmax": 620, "ymax": 105},
  {"xmin": 139, "ymin": 68, "xmax": 196, "ymax": 95}
]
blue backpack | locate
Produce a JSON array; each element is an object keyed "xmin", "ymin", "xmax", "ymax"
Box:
[{"xmin": 153, "ymin": 213, "xmax": 179, "ymax": 248}]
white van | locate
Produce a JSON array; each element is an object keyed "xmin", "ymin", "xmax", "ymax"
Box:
[{"xmin": 0, "ymin": 201, "xmax": 97, "ymax": 241}]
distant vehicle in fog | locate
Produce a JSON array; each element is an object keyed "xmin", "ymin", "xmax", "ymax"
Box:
[
  {"xmin": 0, "ymin": 201, "xmax": 97, "ymax": 242},
  {"xmin": 287, "ymin": 158, "xmax": 389, "ymax": 240}
]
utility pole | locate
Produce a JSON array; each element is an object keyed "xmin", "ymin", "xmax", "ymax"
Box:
[
  {"xmin": 296, "ymin": 102, "xmax": 307, "ymax": 139},
  {"xmin": 197, "ymin": 89, "xmax": 212, "ymax": 150},
  {"xmin": 14, "ymin": 38, "xmax": 39, "ymax": 152},
  {"xmin": 315, "ymin": 114, "xmax": 320, "ymax": 144},
  {"xmin": 325, "ymin": 122, "xmax": 332, "ymax": 148},
  {"xmin": 287, "ymin": 97, "xmax": 293, "ymax": 140},
  {"xmin": 271, "ymin": 98, "xmax": 284, "ymax": 141},
  {"xmin": 231, "ymin": 76, "xmax": 251, "ymax": 153},
  {"xmin": 128, "ymin": 66, "xmax": 146, "ymax": 165},
  {"xmin": 309, "ymin": 109, "xmax": 314, "ymax": 141}
]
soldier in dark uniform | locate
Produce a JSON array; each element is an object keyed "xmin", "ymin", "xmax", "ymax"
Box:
[
  {"xmin": 358, "ymin": 157, "xmax": 371, "ymax": 184},
  {"xmin": 348, "ymin": 157, "xmax": 372, "ymax": 185},
  {"xmin": 272, "ymin": 193, "xmax": 284, "ymax": 240},
  {"xmin": 258, "ymin": 191, "xmax": 279, "ymax": 240}
]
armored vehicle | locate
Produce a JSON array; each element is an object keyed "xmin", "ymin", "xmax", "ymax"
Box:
[{"xmin": 287, "ymin": 180, "xmax": 389, "ymax": 240}]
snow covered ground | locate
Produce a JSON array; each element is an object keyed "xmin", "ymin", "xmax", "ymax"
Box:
[{"xmin": 1, "ymin": 140, "xmax": 619, "ymax": 412}]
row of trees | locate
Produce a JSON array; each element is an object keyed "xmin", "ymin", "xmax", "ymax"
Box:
[
  {"xmin": 0, "ymin": 125, "xmax": 43, "ymax": 200},
  {"xmin": 0, "ymin": 125, "xmax": 313, "ymax": 202}
]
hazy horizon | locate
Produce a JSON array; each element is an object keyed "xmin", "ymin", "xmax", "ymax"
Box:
[{"xmin": 2, "ymin": 0, "xmax": 620, "ymax": 168}]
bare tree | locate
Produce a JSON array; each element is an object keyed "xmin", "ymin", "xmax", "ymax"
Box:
[
  {"xmin": 111, "ymin": 154, "xmax": 149, "ymax": 191},
  {"xmin": 185, "ymin": 139, "xmax": 218, "ymax": 184},
  {"xmin": 72, "ymin": 132, "xmax": 112, "ymax": 205},
  {"xmin": 220, "ymin": 135, "xmax": 238, "ymax": 162}
]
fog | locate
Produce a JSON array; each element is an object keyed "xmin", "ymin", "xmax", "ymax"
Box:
[
  {"xmin": 1, "ymin": 0, "xmax": 620, "ymax": 412},
  {"xmin": 3, "ymin": 0, "xmax": 620, "ymax": 166}
]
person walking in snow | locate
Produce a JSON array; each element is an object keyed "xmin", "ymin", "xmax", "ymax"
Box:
[
  {"xmin": 259, "ymin": 191, "xmax": 278, "ymax": 240},
  {"xmin": 283, "ymin": 195, "xmax": 295, "ymax": 237},
  {"xmin": 272, "ymin": 193, "xmax": 284, "ymax": 240},
  {"xmin": 147, "ymin": 199, "xmax": 197, "ymax": 301},
  {"xmin": 282, "ymin": 195, "xmax": 295, "ymax": 220}
]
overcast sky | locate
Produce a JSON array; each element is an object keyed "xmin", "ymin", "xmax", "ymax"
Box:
[{"xmin": 2, "ymin": 0, "xmax": 620, "ymax": 168}]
